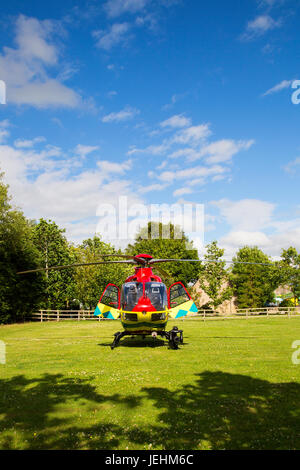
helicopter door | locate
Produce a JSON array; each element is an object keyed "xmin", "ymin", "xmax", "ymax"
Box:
[
  {"xmin": 94, "ymin": 284, "xmax": 120, "ymax": 319},
  {"xmin": 168, "ymin": 282, "xmax": 198, "ymax": 319}
]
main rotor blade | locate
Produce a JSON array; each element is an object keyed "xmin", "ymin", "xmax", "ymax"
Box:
[
  {"xmin": 100, "ymin": 254, "xmax": 133, "ymax": 258},
  {"xmin": 17, "ymin": 259, "xmax": 136, "ymax": 275},
  {"xmin": 149, "ymin": 258, "xmax": 202, "ymax": 264},
  {"xmin": 152, "ymin": 265, "xmax": 174, "ymax": 283},
  {"xmin": 149, "ymin": 258, "xmax": 275, "ymax": 267},
  {"xmin": 100, "ymin": 254, "xmax": 147, "ymax": 265}
]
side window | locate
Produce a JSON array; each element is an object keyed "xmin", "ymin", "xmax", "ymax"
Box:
[
  {"xmin": 100, "ymin": 284, "xmax": 120, "ymax": 308},
  {"xmin": 169, "ymin": 282, "xmax": 190, "ymax": 308}
]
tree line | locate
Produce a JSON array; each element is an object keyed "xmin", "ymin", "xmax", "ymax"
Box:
[{"xmin": 0, "ymin": 173, "xmax": 299, "ymax": 323}]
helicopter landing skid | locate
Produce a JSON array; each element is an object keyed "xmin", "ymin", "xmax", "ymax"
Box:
[
  {"xmin": 110, "ymin": 327, "xmax": 183, "ymax": 350},
  {"xmin": 160, "ymin": 326, "xmax": 183, "ymax": 350},
  {"xmin": 111, "ymin": 331, "xmax": 129, "ymax": 349}
]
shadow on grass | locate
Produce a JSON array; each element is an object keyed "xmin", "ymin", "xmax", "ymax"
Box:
[
  {"xmin": 98, "ymin": 337, "xmax": 167, "ymax": 348},
  {"xmin": 141, "ymin": 371, "xmax": 300, "ymax": 450},
  {"xmin": 0, "ymin": 371, "xmax": 300, "ymax": 449},
  {"xmin": 98, "ymin": 334, "xmax": 189, "ymax": 349},
  {"xmin": 0, "ymin": 374, "xmax": 142, "ymax": 449}
]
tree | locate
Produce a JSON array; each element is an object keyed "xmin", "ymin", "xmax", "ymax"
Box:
[
  {"xmin": 231, "ymin": 246, "xmax": 279, "ymax": 308},
  {"xmin": 32, "ymin": 219, "xmax": 76, "ymax": 309},
  {"xmin": 72, "ymin": 236, "xmax": 132, "ymax": 308},
  {"xmin": 197, "ymin": 241, "xmax": 233, "ymax": 310},
  {"xmin": 126, "ymin": 222, "xmax": 200, "ymax": 285},
  {"xmin": 0, "ymin": 173, "xmax": 44, "ymax": 323},
  {"xmin": 279, "ymin": 247, "xmax": 300, "ymax": 304}
]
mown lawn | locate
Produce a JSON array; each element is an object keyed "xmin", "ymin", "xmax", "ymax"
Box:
[{"xmin": 0, "ymin": 317, "xmax": 300, "ymax": 450}]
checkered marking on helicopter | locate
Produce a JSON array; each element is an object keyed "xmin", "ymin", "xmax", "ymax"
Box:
[
  {"xmin": 93, "ymin": 302, "xmax": 120, "ymax": 319},
  {"xmin": 169, "ymin": 299, "xmax": 198, "ymax": 319}
]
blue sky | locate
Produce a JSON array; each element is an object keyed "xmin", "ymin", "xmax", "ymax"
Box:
[{"xmin": 0, "ymin": 0, "xmax": 299, "ymax": 258}]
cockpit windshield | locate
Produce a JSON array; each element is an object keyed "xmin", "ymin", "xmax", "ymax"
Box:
[
  {"xmin": 145, "ymin": 282, "xmax": 168, "ymax": 310},
  {"xmin": 121, "ymin": 282, "xmax": 168, "ymax": 311},
  {"xmin": 121, "ymin": 282, "xmax": 143, "ymax": 311}
]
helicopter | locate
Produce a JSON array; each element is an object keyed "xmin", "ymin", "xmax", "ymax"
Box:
[
  {"xmin": 17, "ymin": 252, "xmax": 284, "ymax": 349},
  {"xmin": 92, "ymin": 253, "xmax": 199, "ymax": 349},
  {"xmin": 17, "ymin": 252, "xmax": 200, "ymax": 349}
]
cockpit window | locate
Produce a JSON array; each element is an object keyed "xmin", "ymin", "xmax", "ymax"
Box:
[
  {"xmin": 121, "ymin": 282, "xmax": 143, "ymax": 311},
  {"xmin": 169, "ymin": 283, "xmax": 190, "ymax": 307},
  {"xmin": 144, "ymin": 282, "xmax": 168, "ymax": 310},
  {"xmin": 121, "ymin": 282, "xmax": 168, "ymax": 311}
]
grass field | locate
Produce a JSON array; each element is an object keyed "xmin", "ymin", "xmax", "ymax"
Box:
[{"xmin": 0, "ymin": 317, "xmax": 300, "ymax": 450}]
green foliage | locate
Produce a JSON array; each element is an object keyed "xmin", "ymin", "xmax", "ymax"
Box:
[
  {"xmin": 231, "ymin": 246, "xmax": 279, "ymax": 308},
  {"xmin": 32, "ymin": 219, "xmax": 76, "ymax": 309},
  {"xmin": 279, "ymin": 247, "xmax": 300, "ymax": 304},
  {"xmin": 72, "ymin": 236, "xmax": 132, "ymax": 309},
  {"xmin": 197, "ymin": 241, "xmax": 233, "ymax": 309},
  {"xmin": 280, "ymin": 298, "xmax": 296, "ymax": 307},
  {"xmin": 0, "ymin": 173, "xmax": 44, "ymax": 323},
  {"xmin": 126, "ymin": 222, "xmax": 200, "ymax": 285}
]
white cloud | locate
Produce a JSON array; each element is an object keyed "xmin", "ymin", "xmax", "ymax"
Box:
[
  {"xmin": 15, "ymin": 15, "xmax": 58, "ymax": 64},
  {"xmin": 160, "ymin": 114, "xmax": 191, "ymax": 129},
  {"xmin": 173, "ymin": 187, "xmax": 193, "ymax": 197},
  {"xmin": 168, "ymin": 148, "xmax": 201, "ymax": 160},
  {"xmin": 162, "ymin": 92, "xmax": 186, "ymax": 111},
  {"xmin": 219, "ymin": 230, "xmax": 272, "ymax": 259},
  {"xmin": 0, "ymin": 120, "xmax": 10, "ymax": 128},
  {"xmin": 263, "ymin": 79, "xmax": 294, "ymax": 96},
  {"xmin": 97, "ymin": 159, "xmax": 132, "ymax": 173},
  {"xmin": 94, "ymin": 23, "xmax": 131, "ymax": 50},
  {"xmin": 0, "ymin": 121, "xmax": 10, "ymax": 144},
  {"xmin": 0, "ymin": 15, "xmax": 82, "ymax": 108},
  {"xmin": 212, "ymin": 174, "xmax": 226, "ymax": 182},
  {"xmin": 158, "ymin": 164, "xmax": 227, "ymax": 183},
  {"xmin": 104, "ymin": 0, "xmax": 148, "ymax": 18},
  {"xmin": 14, "ymin": 136, "xmax": 46, "ymax": 148},
  {"xmin": 197, "ymin": 139, "xmax": 255, "ymax": 164},
  {"xmin": 128, "ymin": 142, "xmax": 169, "ymax": 156},
  {"xmin": 257, "ymin": 0, "xmax": 284, "ymax": 8},
  {"xmin": 172, "ymin": 124, "xmax": 211, "ymax": 145},
  {"xmin": 211, "ymin": 198, "xmax": 275, "ymax": 231},
  {"xmin": 51, "ymin": 117, "xmax": 64, "ymax": 128},
  {"xmin": 212, "ymin": 198, "xmax": 300, "ymax": 258},
  {"xmin": 102, "ymin": 106, "xmax": 139, "ymax": 123},
  {"xmin": 107, "ymin": 90, "xmax": 118, "ymax": 98},
  {"xmin": 156, "ymin": 160, "xmax": 168, "ymax": 170},
  {"xmin": 0, "ymin": 139, "xmax": 141, "ymax": 243},
  {"xmin": 221, "ymin": 230, "xmax": 271, "ymax": 248},
  {"xmin": 127, "ymin": 122, "xmax": 218, "ymax": 160},
  {"xmin": 126, "ymin": 117, "xmax": 253, "ymax": 196},
  {"xmin": 284, "ymin": 157, "xmax": 300, "ymax": 174},
  {"xmin": 9, "ymin": 80, "xmax": 81, "ymax": 108},
  {"xmin": 74, "ymin": 144, "xmax": 99, "ymax": 158},
  {"xmin": 219, "ymin": 227, "xmax": 300, "ymax": 259},
  {"xmin": 138, "ymin": 183, "xmax": 169, "ymax": 194},
  {"xmin": 167, "ymin": 138, "xmax": 254, "ymax": 164},
  {"xmin": 0, "ymin": 130, "xmax": 10, "ymax": 144},
  {"xmin": 241, "ymin": 15, "xmax": 281, "ymax": 40},
  {"xmin": 189, "ymin": 177, "xmax": 206, "ymax": 186}
]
